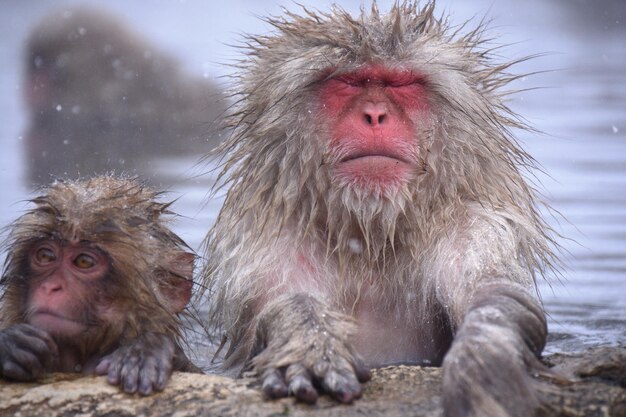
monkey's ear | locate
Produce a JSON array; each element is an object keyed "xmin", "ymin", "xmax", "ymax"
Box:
[{"xmin": 160, "ymin": 252, "xmax": 195, "ymax": 313}]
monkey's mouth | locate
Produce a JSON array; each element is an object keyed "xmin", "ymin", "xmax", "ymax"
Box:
[
  {"xmin": 339, "ymin": 150, "xmax": 408, "ymax": 164},
  {"xmin": 29, "ymin": 310, "xmax": 88, "ymax": 335},
  {"xmin": 335, "ymin": 152, "xmax": 413, "ymax": 188},
  {"xmin": 339, "ymin": 151, "xmax": 413, "ymax": 172},
  {"xmin": 340, "ymin": 152, "xmax": 409, "ymax": 165}
]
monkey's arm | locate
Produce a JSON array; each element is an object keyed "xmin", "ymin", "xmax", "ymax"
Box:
[
  {"xmin": 441, "ymin": 282, "xmax": 547, "ymax": 417},
  {"xmin": 0, "ymin": 323, "xmax": 58, "ymax": 381},
  {"xmin": 433, "ymin": 214, "xmax": 550, "ymax": 417},
  {"xmin": 95, "ymin": 332, "xmax": 177, "ymax": 395},
  {"xmin": 249, "ymin": 293, "xmax": 370, "ymax": 404}
]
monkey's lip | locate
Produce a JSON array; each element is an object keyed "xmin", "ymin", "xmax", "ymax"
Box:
[
  {"xmin": 335, "ymin": 153, "xmax": 413, "ymax": 187},
  {"xmin": 29, "ymin": 310, "xmax": 88, "ymax": 335},
  {"xmin": 340, "ymin": 153, "xmax": 409, "ymax": 164}
]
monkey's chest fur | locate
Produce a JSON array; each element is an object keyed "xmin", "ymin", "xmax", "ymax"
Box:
[
  {"xmin": 351, "ymin": 281, "xmax": 453, "ymax": 368},
  {"xmin": 293, "ymin": 245, "xmax": 453, "ymax": 369}
]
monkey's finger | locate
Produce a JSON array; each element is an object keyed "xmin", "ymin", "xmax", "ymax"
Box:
[
  {"xmin": 4, "ymin": 349, "xmax": 44, "ymax": 381},
  {"xmin": 17, "ymin": 324, "xmax": 58, "ymax": 355},
  {"xmin": 11, "ymin": 333, "xmax": 54, "ymax": 361},
  {"xmin": 154, "ymin": 355, "xmax": 173, "ymax": 392},
  {"xmin": 2, "ymin": 361, "xmax": 35, "ymax": 381},
  {"xmin": 261, "ymin": 368, "xmax": 289, "ymax": 399},
  {"xmin": 138, "ymin": 356, "xmax": 159, "ymax": 396},
  {"xmin": 321, "ymin": 368, "xmax": 363, "ymax": 404},
  {"xmin": 95, "ymin": 357, "xmax": 112, "ymax": 375},
  {"xmin": 312, "ymin": 359, "xmax": 330, "ymax": 379},
  {"xmin": 37, "ymin": 332, "xmax": 59, "ymax": 361},
  {"xmin": 352, "ymin": 357, "xmax": 371, "ymax": 383},
  {"xmin": 285, "ymin": 363, "xmax": 318, "ymax": 404},
  {"xmin": 103, "ymin": 355, "xmax": 123, "ymax": 386},
  {"xmin": 6, "ymin": 325, "xmax": 58, "ymax": 362},
  {"xmin": 120, "ymin": 355, "xmax": 141, "ymax": 394},
  {"xmin": 314, "ymin": 355, "xmax": 363, "ymax": 402}
]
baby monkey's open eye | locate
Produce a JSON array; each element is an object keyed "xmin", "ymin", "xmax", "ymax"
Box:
[
  {"xmin": 35, "ymin": 247, "xmax": 56, "ymax": 264},
  {"xmin": 73, "ymin": 253, "xmax": 97, "ymax": 269}
]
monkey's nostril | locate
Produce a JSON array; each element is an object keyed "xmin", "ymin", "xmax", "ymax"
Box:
[{"xmin": 363, "ymin": 106, "xmax": 387, "ymax": 126}]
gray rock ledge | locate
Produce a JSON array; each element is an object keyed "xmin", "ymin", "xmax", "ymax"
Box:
[{"xmin": 1, "ymin": 346, "xmax": 624, "ymax": 417}]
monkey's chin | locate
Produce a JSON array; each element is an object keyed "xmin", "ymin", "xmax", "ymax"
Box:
[
  {"xmin": 29, "ymin": 312, "xmax": 87, "ymax": 336},
  {"xmin": 335, "ymin": 156, "xmax": 413, "ymax": 193}
]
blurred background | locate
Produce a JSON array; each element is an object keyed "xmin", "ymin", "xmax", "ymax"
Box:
[{"xmin": 0, "ymin": 0, "xmax": 624, "ymax": 365}]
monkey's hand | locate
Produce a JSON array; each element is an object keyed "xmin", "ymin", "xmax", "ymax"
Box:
[
  {"xmin": 0, "ymin": 323, "xmax": 58, "ymax": 381},
  {"xmin": 250, "ymin": 294, "xmax": 371, "ymax": 404},
  {"xmin": 442, "ymin": 284, "xmax": 549, "ymax": 417},
  {"xmin": 443, "ymin": 329, "xmax": 548, "ymax": 417},
  {"xmin": 95, "ymin": 332, "xmax": 175, "ymax": 395}
]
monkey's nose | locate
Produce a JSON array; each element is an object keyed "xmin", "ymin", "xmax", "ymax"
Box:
[
  {"xmin": 41, "ymin": 280, "xmax": 64, "ymax": 295},
  {"xmin": 362, "ymin": 102, "xmax": 387, "ymax": 126}
]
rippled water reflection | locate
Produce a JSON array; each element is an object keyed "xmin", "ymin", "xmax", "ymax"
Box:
[{"xmin": 521, "ymin": 16, "xmax": 626, "ymax": 352}]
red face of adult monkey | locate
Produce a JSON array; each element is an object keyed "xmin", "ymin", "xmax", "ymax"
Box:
[
  {"xmin": 0, "ymin": 176, "xmax": 200, "ymax": 395},
  {"xmin": 204, "ymin": 2, "xmax": 556, "ymax": 416}
]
